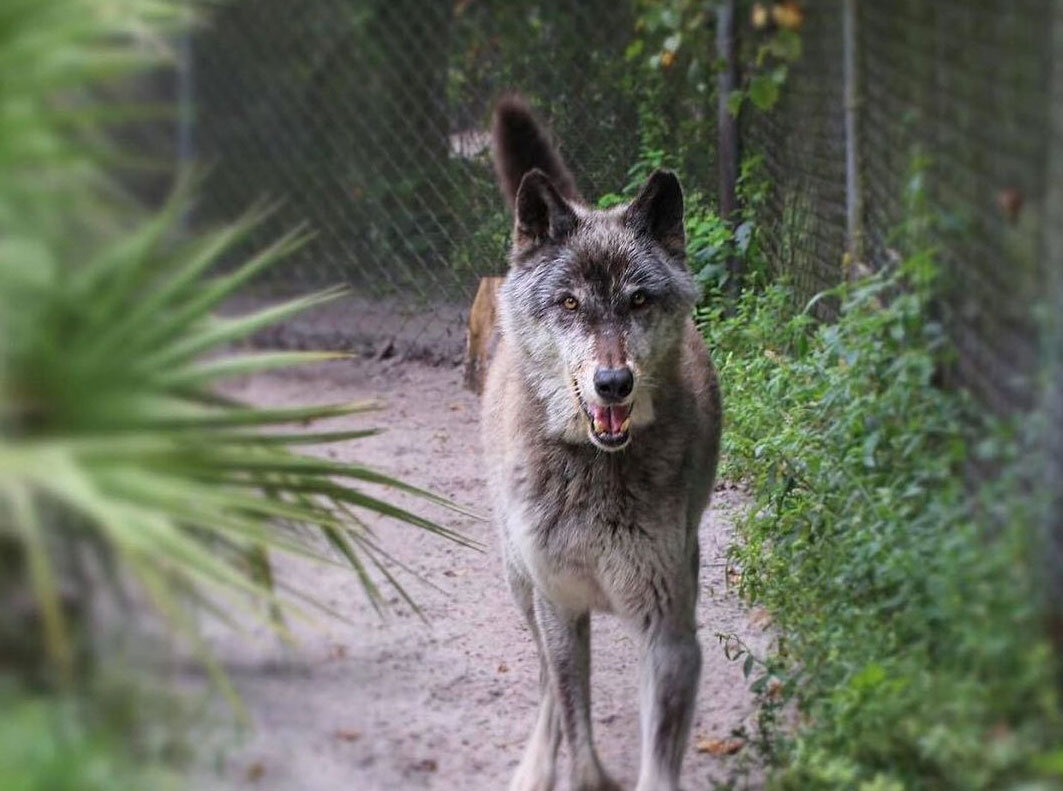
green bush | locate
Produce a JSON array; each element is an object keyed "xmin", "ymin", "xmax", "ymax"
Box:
[{"xmin": 698, "ymin": 249, "xmax": 1063, "ymax": 788}]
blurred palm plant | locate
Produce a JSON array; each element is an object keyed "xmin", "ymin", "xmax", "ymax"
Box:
[{"xmin": 0, "ymin": 0, "xmax": 472, "ymax": 701}]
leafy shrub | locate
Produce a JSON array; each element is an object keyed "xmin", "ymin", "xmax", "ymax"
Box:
[{"xmin": 698, "ymin": 248, "xmax": 1063, "ymax": 789}]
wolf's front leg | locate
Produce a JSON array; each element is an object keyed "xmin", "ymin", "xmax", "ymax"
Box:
[
  {"xmin": 508, "ymin": 566, "xmax": 562, "ymax": 791},
  {"xmin": 509, "ymin": 664, "xmax": 561, "ymax": 791},
  {"xmin": 534, "ymin": 591, "xmax": 622, "ymax": 791},
  {"xmin": 635, "ymin": 615, "xmax": 702, "ymax": 791}
]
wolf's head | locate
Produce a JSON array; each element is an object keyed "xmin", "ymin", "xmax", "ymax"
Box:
[{"xmin": 491, "ymin": 96, "xmax": 698, "ymax": 452}]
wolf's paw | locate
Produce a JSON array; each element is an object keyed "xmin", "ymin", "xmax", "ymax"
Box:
[
  {"xmin": 633, "ymin": 781, "xmax": 680, "ymax": 791},
  {"xmin": 574, "ymin": 776, "xmax": 624, "ymax": 791},
  {"xmin": 508, "ymin": 765, "xmax": 557, "ymax": 791},
  {"xmin": 508, "ymin": 779, "xmax": 555, "ymax": 791}
]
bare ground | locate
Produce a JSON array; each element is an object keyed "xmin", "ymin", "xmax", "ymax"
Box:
[{"xmin": 192, "ymin": 357, "xmax": 770, "ymax": 791}]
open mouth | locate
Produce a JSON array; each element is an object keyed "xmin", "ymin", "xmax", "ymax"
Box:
[{"xmin": 573, "ymin": 380, "xmax": 632, "ymax": 450}]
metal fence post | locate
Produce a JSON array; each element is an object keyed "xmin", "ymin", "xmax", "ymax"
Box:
[
  {"xmin": 842, "ymin": 0, "xmax": 864, "ymax": 276},
  {"xmin": 176, "ymin": 25, "xmax": 194, "ymax": 170},
  {"xmin": 1044, "ymin": 0, "xmax": 1063, "ymax": 697},
  {"xmin": 716, "ymin": 0, "xmax": 741, "ymax": 294},
  {"xmin": 175, "ymin": 8, "xmax": 195, "ymax": 230}
]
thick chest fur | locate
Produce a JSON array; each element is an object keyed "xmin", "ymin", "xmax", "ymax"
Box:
[{"xmin": 514, "ymin": 440, "xmax": 697, "ymax": 616}]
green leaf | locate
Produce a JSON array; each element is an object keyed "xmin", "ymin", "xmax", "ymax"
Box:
[
  {"xmin": 4, "ymin": 483, "xmax": 72, "ymax": 678},
  {"xmin": 748, "ymin": 74, "xmax": 781, "ymax": 111},
  {"xmin": 138, "ymin": 285, "xmax": 347, "ymax": 371},
  {"xmin": 158, "ymin": 351, "xmax": 351, "ymax": 387}
]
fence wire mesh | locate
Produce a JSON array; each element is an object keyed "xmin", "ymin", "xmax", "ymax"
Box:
[
  {"xmin": 749, "ymin": 1, "xmax": 1054, "ymax": 417},
  {"xmin": 186, "ymin": 0, "xmax": 1061, "ymax": 424},
  {"xmin": 185, "ymin": 1, "xmax": 1059, "ymax": 395},
  {"xmin": 745, "ymin": 2, "xmax": 847, "ymax": 309},
  {"xmin": 860, "ymin": 0, "xmax": 1053, "ymax": 415},
  {"xmin": 190, "ymin": 0, "xmax": 714, "ymax": 361}
]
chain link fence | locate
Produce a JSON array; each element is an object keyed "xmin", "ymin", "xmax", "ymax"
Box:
[
  {"xmin": 188, "ymin": 0, "xmax": 714, "ymax": 361},
  {"xmin": 183, "ymin": 1, "xmax": 1060, "ymax": 403},
  {"xmin": 748, "ymin": 2, "xmax": 1055, "ymax": 414},
  {"xmin": 186, "ymin": 0, "xmax": 1058, "ymax": 402},
  {"xmin": 744, "ymin": 3, "xmax": 847, "ymax": 309}
]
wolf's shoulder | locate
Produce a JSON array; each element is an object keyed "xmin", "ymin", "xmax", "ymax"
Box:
[{"xmin": 680, "ymin": 318, "xmax": 721, "ymax": 421}]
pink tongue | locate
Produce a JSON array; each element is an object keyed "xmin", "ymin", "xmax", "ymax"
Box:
[{"xmin": 591, "ymin": 404, "xmax": 631, "ymax": 434}]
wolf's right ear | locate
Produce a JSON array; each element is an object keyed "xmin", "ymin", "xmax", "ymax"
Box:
[
  {"xmin": 624, "ymin": 169, "xmax": 685, "ymax": 258},
  {"xmin": 513, "ymin": 169, "xmax": 577, "ymax": 250},
  {"xmin": 492, "ymin": 94, "xmax": 580, "ymax": 209}
]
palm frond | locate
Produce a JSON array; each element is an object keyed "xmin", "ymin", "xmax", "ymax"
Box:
[{"xmin": 0, "ymin": 0, "xmax": 479, "ymax": 685}]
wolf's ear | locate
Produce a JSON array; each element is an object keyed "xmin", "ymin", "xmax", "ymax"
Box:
[
  {"xmin": 492, "ymin": 94, "xmax": 580, "ymax": 208},
  {"xmin": 624, "ymin": 169, "xmax": 685, "ymax": 258},
  {"xmin": 513, "ymin": 168, "xmax": 577, "ymax": 249}
]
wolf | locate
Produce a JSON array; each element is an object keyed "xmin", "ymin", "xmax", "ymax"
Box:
[{"xmin": 481, "ymin": 95, "xmax": 722, "ymax": 791}]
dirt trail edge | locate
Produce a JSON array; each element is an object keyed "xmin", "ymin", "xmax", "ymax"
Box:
[{"xmin": 194, "ymin": 359, "xmax": 770, "ymax": 791}]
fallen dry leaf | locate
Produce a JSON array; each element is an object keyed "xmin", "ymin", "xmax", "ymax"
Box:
[
  {"xmin": 696, "ymin": 737, "xmax": 746, "ymax": 756},
  {"xmin": 497, "ymin": 662, "xmax": 509, "ymax": 673},
  {"xmin": 766, "ymin": 678, "xmax": 784, "ymax": 700},
  {"xmin": 412, "ymin": 758, "xmax": 438, "ymax": 772},
  {"xmin": 751, "ymin": 3, "xmax": 769, "ymax": 29},
  {"xmin": 772, "ymin": 1, "xmax": 805, "ymax": 30},
  {"xmin": 750, "ymin": 607, "xmax": 773, "ymax": 629},
  {"xmin": 996, "ymin": 187, "xmax": 1023, "ymax": 222},
  {"xmin": 988, "ymin": 722, "xmax": 1013, "ymax": 743},
  {"xmin": 725, "ymin": 566, "xmax": 743, "ymax": 586},
  {"xmin": 246, "ymin": 761, "xmax": 266, "ymax": 782},
  {"xmin": 334, "ymin": 729, "xmax": 362, "ymax": 742}
]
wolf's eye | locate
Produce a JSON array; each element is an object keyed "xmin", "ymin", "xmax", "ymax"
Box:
[
  {"xmin": 631, "ymin": 290, "xmax": 648, "ymax": 309},
  {"xmin": 561, "ymin": 295, "xmax": 579, "ymax": 311}
]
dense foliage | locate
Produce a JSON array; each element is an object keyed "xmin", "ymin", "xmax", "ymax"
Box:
[{"xmin": 697, "ymin": 237, "xmax": 1063, "ymax": 788}]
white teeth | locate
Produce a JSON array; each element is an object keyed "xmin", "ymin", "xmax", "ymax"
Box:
[
  {"xmin": 593, "ymin": 418, "xmax": 607, "ymax": 434},
  {"xmin": 619, "ymin": 418, "xmax": 630, "ymax": 433}
]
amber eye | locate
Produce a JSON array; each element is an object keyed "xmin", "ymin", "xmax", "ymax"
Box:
[
  {"xmin": 561, "ymin": 295, "xmax": 579, "ymax": 311},
  {"xmin": 631, "ymin": 290, "xmax": 648, "ymax": 308}
]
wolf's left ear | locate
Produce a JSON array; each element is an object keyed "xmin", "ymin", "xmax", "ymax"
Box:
[{"xmin": 623, "ymin": 169, "xmax": 685, "ymax": 258}]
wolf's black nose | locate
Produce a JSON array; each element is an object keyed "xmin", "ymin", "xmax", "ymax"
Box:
[{"xmin": 593, "ymin": 367, "xmax": 634, "ymax": 402}]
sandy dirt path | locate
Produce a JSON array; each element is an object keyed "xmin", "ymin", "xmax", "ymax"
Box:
[{"xmin": 196, "ymin": 358, "xmax": 768, "ymax": 791}]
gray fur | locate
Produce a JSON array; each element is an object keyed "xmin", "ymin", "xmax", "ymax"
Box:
[{"xmin": 482, "ymin": 97, "xmax": 722, "ymax": 791}]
